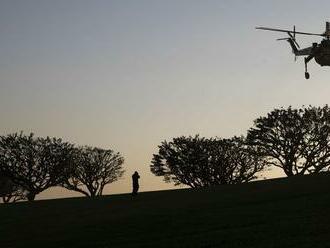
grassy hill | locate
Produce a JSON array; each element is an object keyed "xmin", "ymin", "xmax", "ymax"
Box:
[{"xmin": 1, "ymin": 173, "xmax": 330, "ymax": 248}]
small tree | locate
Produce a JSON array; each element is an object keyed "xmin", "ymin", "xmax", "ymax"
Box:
[
  {"xmin": 247, "ymin": 105, "xmax": 330, "ymax": 176},
  {"xmin": 0, "ymin": 133, "xmax": 74, "ymax": 201},
  {"xmin": 151, "ymin": 135, "xmax": 266, "ymax": 188},
  {"xmin": 62, "ymin": 146, "xmax": 125, "ymax": 197}
]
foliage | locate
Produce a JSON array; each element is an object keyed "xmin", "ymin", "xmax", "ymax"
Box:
[
  {"xmin": 0, "ymin": 132, "xmax": 74, "ymax": 201},
  {"xmin": 247, "ymin": 105, "xmax": 330, "ymax": 176},
  {"xmin": 0, "ymin": 174, "xmax": 27, "ymax": 203},
  {"xmin": 62, "ymin": 146, "xmax": 125, "ymax": 197},
  {"xmin": 151, "ymin": 135, "xmax": 266, "ymax": 188}
]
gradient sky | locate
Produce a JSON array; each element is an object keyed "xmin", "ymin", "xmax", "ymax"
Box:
[{"xmin": 1, "ymin": 0, "xmax": 330, "ymax": 200}]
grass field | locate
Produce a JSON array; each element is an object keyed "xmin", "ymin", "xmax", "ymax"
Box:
[{"xmin": 1, "ymin": 173, "xmax": 330, "ymax": 248}]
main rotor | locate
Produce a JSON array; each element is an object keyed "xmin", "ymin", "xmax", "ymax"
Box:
[{"xmin": 256, "ymin": 22, "xmax": 330, "ymax": 40}]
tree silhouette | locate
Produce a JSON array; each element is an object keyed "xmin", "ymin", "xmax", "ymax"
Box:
[
  {"xmin": 247, "ymin": 106, "xmax": 330, "ymax": 176},
  {"xmin": 0, "ymin": 133, "xmax": 74, "ymax": 201},
  {"xmin": 62, "ymin": 146, "xmax": 125, "ymax": 197},
  {"xmin": 151, "ymin": 135, "xmax": 266, "ymax": 188}
]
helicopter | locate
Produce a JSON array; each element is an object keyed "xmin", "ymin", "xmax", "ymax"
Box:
[{"xmin": 256, "ymin": 22, "xmax": 330, "ymax": 79}]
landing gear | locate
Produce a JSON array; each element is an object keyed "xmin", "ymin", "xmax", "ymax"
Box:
[
  {"xmin": 305, "ymin": 72, "xmax": 310, "ymax": 79},
  {"xmin": 304, "ymin": 56, "xmax": 312, "ymax": 80}
]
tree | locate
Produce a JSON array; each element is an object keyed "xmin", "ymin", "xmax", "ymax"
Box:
[
  {"xmin": 151, "ymin": 135, "xmax": 266, "ymax": 188},
  {"xmin": 246, "ymin": 105, "xmax": 330, "ymax": 176},
  {"xmin": 0, "ymin": 174, "xmax": 27, "ymax": 203},
  {"xmin": 0, "ymin": 133, "xmax": 74, "ymax": 201},
  {"xmin": 62, "ymin": 146, "xmax": 125, "ymax": 197}
]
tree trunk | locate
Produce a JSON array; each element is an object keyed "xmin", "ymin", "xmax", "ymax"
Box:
[
  {"xmin": 27, "ymin": 191, "xmax": 36, "ymax": 201},
  {"xmin": 283, "ymin": 166, "xmax": 294, "ymax": 177},
  {"xmin": 87, "ymin": 184, "xmax": 97, "ymax": 198}
]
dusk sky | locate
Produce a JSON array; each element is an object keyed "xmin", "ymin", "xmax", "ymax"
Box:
[{"xmin": 1, "ymin": 0, "xmax": 330, "ymax": 200}]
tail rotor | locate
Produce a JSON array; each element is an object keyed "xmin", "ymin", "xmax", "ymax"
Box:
[{"xmin": 277, "ymin": 25, "xmax": 300, "ymax": 61}]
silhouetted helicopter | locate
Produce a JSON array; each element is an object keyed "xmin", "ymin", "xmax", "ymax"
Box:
[{"xmin": 256, "ymin": 22, "xmax": 330, "ymax": 79}]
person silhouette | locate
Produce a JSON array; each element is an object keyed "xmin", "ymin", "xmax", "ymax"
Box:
[{"xmin": 132, "ymin": 171, "xmax": 140, "ymax": 196}]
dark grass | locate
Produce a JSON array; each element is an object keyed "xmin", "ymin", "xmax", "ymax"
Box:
[{"xmin": 1, "ymin": 173, "xmax": 330, "ymax": 248}]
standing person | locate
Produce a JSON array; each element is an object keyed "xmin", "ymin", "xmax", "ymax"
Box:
[{"xmin": 132, "ymin": 171, "xmax": 140, "ymax": 196}]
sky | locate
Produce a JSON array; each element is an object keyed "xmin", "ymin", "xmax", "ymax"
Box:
[{"xmin": 1, "ymin": 0, "xmax": 330, "ymax": 200}]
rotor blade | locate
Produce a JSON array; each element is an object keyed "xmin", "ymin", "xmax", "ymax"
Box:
[{"xmin": 256, "ymin": 27, "xmax": 323, "ymax": 36}]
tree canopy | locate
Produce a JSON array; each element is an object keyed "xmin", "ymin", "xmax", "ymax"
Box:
[
  {"xmin": 62, "ymin": 146, "xmax": 125, "ymax": 197},
  {"xmin": 247, "ymin": 106, "xmax": 330, "ymax": 176},
  {"xmin": 151, "ymin": 135, "xmax": 266, "ymax": 188},
  {"xmin": 0, "ymin": 133, "xmax": 74, "ymax": 201}
]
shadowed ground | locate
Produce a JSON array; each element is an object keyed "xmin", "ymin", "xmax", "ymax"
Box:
[{"xmin": 1, "ymin": 173, "xmax": 330, "ymax": 248}]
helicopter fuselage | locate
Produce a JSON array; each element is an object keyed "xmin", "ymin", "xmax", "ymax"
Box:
[{"xmin": 314, "ymin": 40, "xmax": 330, "ymax": 66}]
